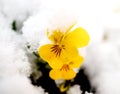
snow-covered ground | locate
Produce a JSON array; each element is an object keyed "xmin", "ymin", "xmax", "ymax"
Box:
[{"xmin": 0, "ymin": 0, "xmax": 120, "ymax": 94}]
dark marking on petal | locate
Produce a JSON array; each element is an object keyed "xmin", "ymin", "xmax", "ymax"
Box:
[
  {"xmin": 50, "ymin": 45, "xmax": 63, "ymax": 57},
  {"xmin": 60, "ymin": 64, "xmax": 69, "ymax": 72}
]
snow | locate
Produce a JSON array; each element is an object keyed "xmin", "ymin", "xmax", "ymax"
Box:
[
  {"xmin": 0, "ymin": 0, "xmax": 42, "ymax": 30},
  {"xmin": 67, "ymin": 85, "xmax": 82, "ymax": 94},
  {"xmin": 67, "ymin": 85, "xmax": 93, "ymax": 94},
  {"xmin": 84, "ymin": 26, "xmax": 120, "ymax": 94},
  {"xmin": 85, "ymin": 92, "xmax": 93, "ymax": 94},
  {"xmin": 0, "ymin": 27, "xmax": 31, "ymax": 77},
  {"xmin": 0, "ymin": 74, "xmax": 46, "ymax": 94},
  {"xmin": 0, "ymin": 6, "xmax": 46, "ymax": 94},
  {"xmin": 22, "ymin": 13, "xmax": 50, "ymax": 52}
]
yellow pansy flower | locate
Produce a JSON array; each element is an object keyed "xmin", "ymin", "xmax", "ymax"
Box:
[
  {"xmin": 49, "ymin": 55, "xmax": 84, "ymax": 80},
  {"xmin": 38, "ymin": 24, "xmax": 90, "ymax": 68}
]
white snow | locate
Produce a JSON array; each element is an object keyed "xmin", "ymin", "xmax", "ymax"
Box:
[
  {"xmin": 67, "ymin": 85, "xmax": 82, "ymax": 94},
  {"xmin": 0, "ymin": 74, "xmax": 46, "ymax": 94},
  {"xmin": 0, "ymin": 27, "xmax": 31, "ymax": 77},
  {"xmin": 67, "ymin": 85, "xmax": 93, "ymax": 94},
  {"xmin": 0, "ymin": 0, "xmax": 42, "ymax": 30},
  {"xmin": 84, "ymin": 26, "xmax": 120, "ymax": 94}
]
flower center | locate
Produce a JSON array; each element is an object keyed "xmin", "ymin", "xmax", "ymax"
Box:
[
  {"xmin": 60, "ymin": 64, "xmax": 69, "ymax": 72},
  {"xmin": 48, "ymin": 30, "xmax": 64, "ymax": 44},
  {"xmin": 50, "ymin": 45, "xmax": 65, "ymax": 57}
]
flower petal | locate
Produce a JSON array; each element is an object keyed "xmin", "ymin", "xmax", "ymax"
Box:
[
  {"xmin": 61, "ymin": 44, "xmax": 79, "ymax": 62},
  {"xmin": 38, "ymin": 43, "xmax": 79, "ymax": 69},
  {"xmin": 49, "ymin": 69, "xmax": 76, "ymax": 80},
  {"xmin": 61, "ymin": 69, "xmax": 76, "ymax": 80},
  {"xmin": 49, "ymin": 69, "xmax": 62, "ymax": 80},
  {"xmin": 38, "ymin": 44, "xmax": 63, "ymax": 69},
  {"xmin": 65, "ymin": 27, "xmax": 90, "ymax": 48},
  {"xmin": 69, "ymin": 55, "xmax": 84, "ymax": 68}
]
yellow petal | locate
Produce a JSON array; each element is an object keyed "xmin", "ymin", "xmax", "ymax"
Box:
[
  {"xmin": 64, "ymin": 27, "xmax": 90, "ymax": 48},
  {"xmin": 69, "ymin": 55, "xmax": 84, "ymax": 68},
  {"xmin": 38, "ymin": 43, "xmax": 79, "ymax": 69},
  {"xmin": 49, "ymin": 68, "xmax": 76, "ymax": 80},
  {"xmin": 60, "ymin": 44, "xmax": 79, "ymax": 62},
  {"xmin": 49, "ymin": 59, "xmax": 63, "ymax": 69},
  {"xmin": 49, "ymin": 69, "xmax": 62, "ymax": 80},
  {"xmin": 60, "ymin": 68, "xmax": 76, "ymax": 80},
  {"xmin": 38, "ymin": 44, "xmax": 63, "ymax": 69}
]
